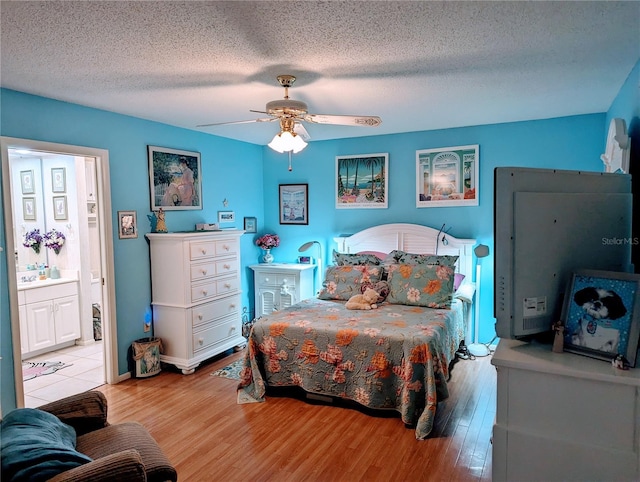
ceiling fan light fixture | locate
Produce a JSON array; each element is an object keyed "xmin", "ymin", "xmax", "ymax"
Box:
[{"xmin": 268, "ymin": 130, "xmax": 308, "ymax": 154}]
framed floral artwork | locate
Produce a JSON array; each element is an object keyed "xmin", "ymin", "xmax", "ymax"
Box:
[
  {"xmin": 118, "ymin": 210, "xmax": 138, "ymax": 239},
  {"xmin": 416, "ymin": 145, "xmax": 479, "ymax": 207},
  {"xmin": 51, "ymin": 167, "xmax": 66, "ymax": 193},
  {"xmin": 23, "ymin": 197, "xmax": 36, "ymax": 221},
  {"xmin": 336, "ymin": 153, "xmax": 388, "ymax": 209},
  {"xmin": 53, "ymin": 196, "xmax": 68, "ymax": 220},
  {"xmin": 148, "ymin": 145, "xmax": 202, "ymax": 210},
  {"xmin": 20, "ymin": 170, "xmax": 35, "ymax": 195}
]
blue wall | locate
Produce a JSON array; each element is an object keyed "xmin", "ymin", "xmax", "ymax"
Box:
[{"xmin": 1, "ymin": 54, "xmax": 638, "ymax": 411}]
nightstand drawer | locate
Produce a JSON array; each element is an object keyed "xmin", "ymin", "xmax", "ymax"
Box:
[
  {"xmin": 192, "ymin": 316, "xmax": 239, "ymax": 353},
  {"xmin": 191, "ymin": 295, "xmax": 240, "ymax": 328},
  {"xmin": 256, "ymin": 272, "xmax": 297, "ymax": 287}
]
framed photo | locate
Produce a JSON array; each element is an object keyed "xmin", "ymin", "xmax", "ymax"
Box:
[
  {"xmin": 218, "ymin": 211, "xmax": 235, "ymax": 223},
  {"xmin": 244, "ymin": 216, "xmax": 257, "ymax": 233},
  {"xmin": 298, "ymin": 256, "xmax": 312, "ymax": 264},
  {"xmin": 279, "ymin": 183, "xmax": 308, "ymax": 225},
  {"xmin": 416, "ymin": 144, "xmax": 479, "ymax": 207},
  {"xmin": 117, "ymin": 210, "xmax": 138, "ymax": 239},
  {"xmin": 561, "ymin": 269, "xmax": 640, "ymax": 367},
  {"xmin": 23, "ymin": 197, "xmax": 36, "ymax": 221},
  {"xmin": 20, "ymin": 170, "xmax": 35, "ymax": 194},
  {"xmin": 51, "ymin": 167, "xmax": 66, "ymax": 193},
  {"xmin": 336, "ymin": 153, "xmax": 388, "ymax": 209},
  {"xmin": 148, "ymin": 145, "xmax": 202, "ymax": 210}
]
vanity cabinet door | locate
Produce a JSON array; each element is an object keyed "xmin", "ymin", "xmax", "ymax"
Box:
[
  {"xmin": 19, "ymin": 305, "xmax": 29, "ymax": 354},
  {"xmin": 25, "ymin": 300, "xmax": 56, "ymax": 352},
  {"xmin": 55, "ymin": 295, "xmax": 81, "ymax": 344}
]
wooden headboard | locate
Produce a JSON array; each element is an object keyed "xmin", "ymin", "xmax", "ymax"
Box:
[{"xmin": 333, "ymin": 223, "xmax": 477, "ymax": 281}]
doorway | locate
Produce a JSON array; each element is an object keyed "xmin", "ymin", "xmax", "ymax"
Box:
[{"xmin": 1, "ymin": 137, "xmax": 118, "ymax": 408}]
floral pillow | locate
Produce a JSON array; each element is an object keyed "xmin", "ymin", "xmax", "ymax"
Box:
[
  {"xmin": 332, "ymin": 249, "xmax": 382, "ymax": 266},
  {"xmin": 386, "ymin": 263, "xmax": 456, "ymax": 309},
  {"xmin": 318, "ymin": 265, "xmax": 384, "ymax": 301},
  {"xmin": 384, "ymin": 250, "xmax": 459, "ymax": 267}
]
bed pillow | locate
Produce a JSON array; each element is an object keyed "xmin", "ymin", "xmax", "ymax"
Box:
[
  {"xmin": 454, "ymin": 281, "xmax": 475, "ymax": 304},
  {"xmin": 384, "ymin": 250, "xmax": 459, "ymax": 267},
  {"xmin": 386, "ymin": 263, "xmax": 456, "ymax": 309},
  {"xmin": 318, "ymin": 265, "xmax": 384, "ymax": 301},
  {"xmin": 0, "ymin": 408, "xmax": 92, "ymax": 482},
  {"xmin": 454, "ymin": 273, "xmax": 465, "ymax": 291},
  {"xmin": 332, "ymin": 249, "xmax": 382, "ymax": 266}
]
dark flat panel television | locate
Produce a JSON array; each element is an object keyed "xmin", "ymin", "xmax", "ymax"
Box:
[{"xmin": 494, "ymin": 167, "xmax": 633, "ymax": 340}]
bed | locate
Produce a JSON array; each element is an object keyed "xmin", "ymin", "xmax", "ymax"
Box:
[{"xmin": 237, "ymin": 223, "xmax": 477, "ymax": 439}]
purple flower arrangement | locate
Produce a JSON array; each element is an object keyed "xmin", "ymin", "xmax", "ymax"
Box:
[
  {"xmin": 255, "ymin": 233, "xmax": 280, "ymax": 250},
  {"xmin": 44, "ymin": 228, "xmax": 66, "ymax": 255},
  {"xmin": 23, "ymin": 229, "xmax": 43, "ymax": 254}
]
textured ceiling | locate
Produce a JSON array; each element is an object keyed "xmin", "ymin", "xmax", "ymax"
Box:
[{"xmin": 1, "ymin": 1, "xmax": 639, "ymax": 145}]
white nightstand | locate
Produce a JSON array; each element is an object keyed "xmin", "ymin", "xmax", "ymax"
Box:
[{"xmin": 250, "ymin": 263, "xmax": 316, "ymax": 316}]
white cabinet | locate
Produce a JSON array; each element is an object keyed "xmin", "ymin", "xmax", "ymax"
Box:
[
  {"xmin": 250, "ymin": 263, "xmax": 316, "ymax": 317},
  {"xmin": 20, "ymin": 281, "xmax": 81, "ymax": 358},
  {"xmin": 147, "ymin": 231, "xmax": 246, "ymax": 375},
  {"xmin": 492, "ymin": 339, "xmax": 640, "ymax": 482}
]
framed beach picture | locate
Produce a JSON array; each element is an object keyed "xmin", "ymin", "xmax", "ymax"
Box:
[
  {"xmin": 53, "ymin": 196, "xmax": 68, "ymax": 220},
  {"xmin": 336, "ymin": 153, "xmax": 388, "ymax": 209},
  {"xmin": 561, "ymin": 269, "xmax": 640, "ymax": 367},
  {"xmin": 148, "ymin": 145, "xmax": 202, "ymax": 210},
  {"xmin": 218, "ymin": 211, "xmax": 235, "ymax": 224},
  {"xmin": 20, "ymin": 170, "xmax": 35, "ymax": 195},
  {"xmin": 51, "ymin": 167, "xmax": 66, "ymax": 193},
  {"xmin": 416, "ymin": 145, "xmax": 479, "ymax": 207},
  {"xmin": 118, "ymin": 210, "xmax": 138, "ymax": 239},
  {"xmin": 23, "ymin": 197, "xmax": 36, "ymax": 221},
  {"xmin": 279, "ymin": 184, "xmax": 308, "ymax": 225}
]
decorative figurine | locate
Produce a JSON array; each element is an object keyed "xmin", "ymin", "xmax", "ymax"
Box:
[
  {"xmin": 552, "ymin": 320, "xmax": 564, "ymax": 353},
  {"xmin": 155, "ymin": 208, "xmax": 168, "ymax": 233}
]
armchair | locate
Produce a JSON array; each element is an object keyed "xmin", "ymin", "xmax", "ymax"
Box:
[{"xmin": 1, "ymin": 391, "xmax": 177, "ymax": 482}]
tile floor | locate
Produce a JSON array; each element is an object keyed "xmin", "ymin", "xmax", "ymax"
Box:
[{"xmin": 22, "ymin": 342, "xmax": 105, "ymax": 408}]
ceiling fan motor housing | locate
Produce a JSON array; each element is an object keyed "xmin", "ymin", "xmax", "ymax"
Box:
[{"xmin": 266, "ymin": 99, "xmax": 308, "ymax": 117}]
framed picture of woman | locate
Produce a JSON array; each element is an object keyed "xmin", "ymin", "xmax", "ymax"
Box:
[{"xmin": 148, "ymin": 146, "xmax": 202, "ymax": 210}]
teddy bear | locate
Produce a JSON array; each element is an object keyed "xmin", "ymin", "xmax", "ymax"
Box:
[{"xmin": 346, "ymin": 287, "xmax": 380, "ymax": 310}]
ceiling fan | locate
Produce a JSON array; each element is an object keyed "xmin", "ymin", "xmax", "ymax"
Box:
[{"xmin": 197, "ymin": 75, "xmax": 382, "ymax": 153}]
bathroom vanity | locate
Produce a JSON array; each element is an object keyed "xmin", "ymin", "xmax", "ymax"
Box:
[{"xmin": 17, "ymin": 276, "xmax": 81, "ymax": 358}]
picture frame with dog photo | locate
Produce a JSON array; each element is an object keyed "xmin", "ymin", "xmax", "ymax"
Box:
[{"xmin": 561, "ymin": 269, "xmax": 640, "ymax": 367}]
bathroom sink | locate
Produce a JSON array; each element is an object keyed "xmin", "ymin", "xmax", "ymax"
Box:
[{"xmin": 17, "ymin": 277, "xmax": 75, "ymax": 290}]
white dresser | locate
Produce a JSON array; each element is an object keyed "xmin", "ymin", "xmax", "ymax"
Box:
[
  {"xmin": 250, "ymin": 263, "xmax": 315, "ymax": 316},
  {"xmin": 492, "ymin": 339, "xmax": 640, "ymax": 482},
  {"xmin": 147, "ymin": 231, "xmax": 246, "ymax": 374}
]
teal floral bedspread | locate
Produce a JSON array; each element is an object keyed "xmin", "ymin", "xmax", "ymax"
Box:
[{"xmin": 237, "ymin": 297, "xmax": 466, "ymax": 439}]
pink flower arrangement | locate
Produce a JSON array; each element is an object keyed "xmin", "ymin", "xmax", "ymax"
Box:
[{"xmin": 255, "ymin": 233, "xmax": 280, "ymax": 250}]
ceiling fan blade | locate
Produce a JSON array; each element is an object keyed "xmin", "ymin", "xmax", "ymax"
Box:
[
  {"xmin": 197, "ymin": 117, "xmax": 276, "ymax": 127},
  {"xmin": 303, "ymin": 114, "xmax": 382, "ymax": 127},
  {"xmin": 293, "ymin": 122, "xmax": 311, "ymax": 141}
]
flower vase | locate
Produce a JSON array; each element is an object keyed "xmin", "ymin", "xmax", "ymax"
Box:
[{"xmin": 262, "ymin": 249, "xmax": 274, "ymax": 264}]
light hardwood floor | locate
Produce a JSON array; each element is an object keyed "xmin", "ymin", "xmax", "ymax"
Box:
[{"xmin": 97, "ymin": 349, "xmax": 495, "ymax": 482}]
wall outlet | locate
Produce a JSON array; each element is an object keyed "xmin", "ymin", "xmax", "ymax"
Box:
[{"xmin": 143, "ymin": 321, "xmax": 151, "ymax": 333}]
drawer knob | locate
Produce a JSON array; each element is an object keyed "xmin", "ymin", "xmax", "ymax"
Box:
[
  {"xmin": 223, "ymin": 264, "xmax": 230, "ymax": 269},
  {"xmin": 202, "ymin": 289, "xmax": 208, "ymax": 295},
  {"xmin": 201, "ymin": 248, "xmax": 207, "ymax": 254},
  {"xmin": 223, "ymin": 244, "xmax": 230, "ymax": 251},
  {"xmin": 197, "ymin": 313, "xmax": 203, "ymax": 320},
  {"xmin": 230, "ymin": 303, "xmax": 236, "ymax": 308},
  {"xmin": 224, "ymin": 283, "xmax": 231, "ymax": 289},
  {"xmin": 198, "ymin": 338, "xmax": 204, "ymax": 345},
  {"xmin": 201, "ymin": 269, "xmax": 207, "ymax": 275}
]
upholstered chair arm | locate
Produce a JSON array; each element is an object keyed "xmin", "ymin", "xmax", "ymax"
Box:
[
  {"xmin": 38, "ymin": 391, "xmax": 108, "ymax": 436},
  {"xmin": 47, "ymin": 449, "xmax": 147, "ymax": 482}
]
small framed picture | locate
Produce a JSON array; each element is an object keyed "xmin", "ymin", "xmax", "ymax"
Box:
[
  {"xmin": 118, "ymin": 210, "xmax": 138, "ymax": 239},
  {"xmin": 561, "ymin": 269, "xmax": 640, "ymax": 367},
  {"xmin": 23, "ymin": 197, "xmax": 36, "ymax": 221},
  {"xmin": 51, "ymin": 167, "xmax": 66, "ymax": 193},
  {"xmin": 244, "ymin": 216, "xmax": 257, "ymax": 233},
  {"xmin": 298, "ymin": 255, "xmax": 312, "ymax": 264},
  {"xmin": 218, "ymin": 211, "xmax": 235, "ymax": 223},
  {"xmin": 279, "ymin": 183, "xmax": 308, "ymax": 225},
  {"xmin": 21, "ymin": 170, "xmax": 35, "ymax": 195},
  {"xmin": 53, "ymin": 196, "xmax": 68, "ymax": 220}
]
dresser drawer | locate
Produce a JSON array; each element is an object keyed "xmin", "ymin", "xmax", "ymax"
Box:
[
  {"xmin": 256, "ymin": 272, "xmax": 297, "ymax": 287},
  {"xmin": 191, "ymin": 295, "xmax": 240, "ymax": 328},
  {"xmin": 192, "ymin": 316, "xmax": 239, "ymax": 354},
  {"xmin": 190, "ymin": 276, "xmax": 240, "ymax": 303},
  {"xmin": 190, "ymin": 258, "xmax": 239, "ymax": 283},
  {"xmin": 189, "ymin": 238, "xmax": 239, "ymax": 261}
]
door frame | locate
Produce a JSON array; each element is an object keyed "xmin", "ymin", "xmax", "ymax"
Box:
[{"xmin": 1, "ymin": 137, "xmax": 118, "ymax": 406}]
